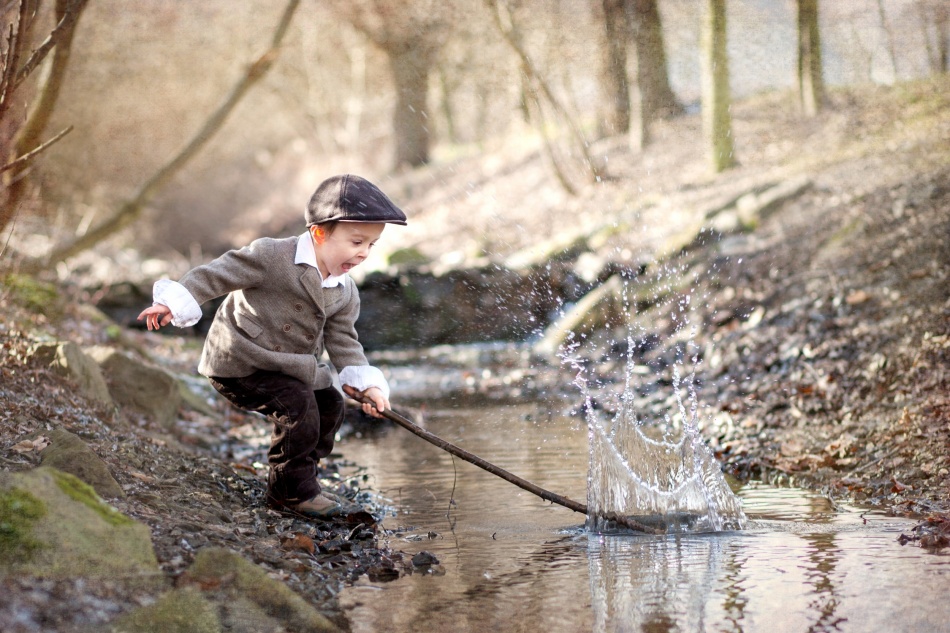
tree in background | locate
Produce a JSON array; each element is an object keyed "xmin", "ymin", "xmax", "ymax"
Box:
[
  {"xmin": 700, "ymin": 0, "xmax": 736, "ymax": 173},
  {"xmin": 917, "ymin": 0, "xmax": 949, "ymax": 74},
  {"xmin": 0, "ymin": 0, "xmax": 88, "ymax": 238},
  {"xmin": 630, "ymin": 0, "xmax": 681, "ymax": 122},
  {"xmin": 325, "ymin": 0, "xmax": 455, "ymax": 170},
  {"xmin": 598, "ymin": 0, "xmax": 631, "ymax": 137},
  {"xmin": 797, "ymin": 0, "xmax": 825, "ymax": 117},
  {"xmin": 596, "ymin": 0, "xmax": 680, "ymax": 146}
]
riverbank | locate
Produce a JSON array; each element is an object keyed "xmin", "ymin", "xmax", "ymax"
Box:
[{"xmin": 1, "ymin": 77, "xmax": 948, "ymax": 630}]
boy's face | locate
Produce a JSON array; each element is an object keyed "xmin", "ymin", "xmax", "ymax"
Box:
[{"xmin": 312, "ymin": 222, "xmax": 385, "ymax": 278}]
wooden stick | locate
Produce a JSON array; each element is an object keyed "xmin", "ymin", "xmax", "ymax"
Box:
[{"xmin": 342, "ymin": 386, "xmax": 661, "ymax": 534}]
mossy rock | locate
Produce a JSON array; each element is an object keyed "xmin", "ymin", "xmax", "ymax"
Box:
[
  {"xmin": 184, "ymin": 547, "xmax": 338, "ymax": 632},
  {"xmin": 35, "ymin": 428, "xmax": 125, "ymax": 499},
  {"xmin": 387, "ymin": 246, "xmax": 430, "ymax": 267},
  {"xmin": 110, "ymin": 587, "xmax": 220, "ymax": 633},
  {"xmin": 0, "ymin": 486, "xmax": 47, "ymax": 564},
  {"xmin": 2, "ymin": 274, "xmax": 62, "ymax": 318},
  {"xmin": 0, "ymin": 467, "xmax": 158, "ymax": 579}
]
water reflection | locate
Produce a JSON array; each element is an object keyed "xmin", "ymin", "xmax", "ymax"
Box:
[
  {"xmin": 339, "ymin": 407, "xmax": 949, "ymax": 633},
  {"xmin": 588, "ymin": 535, "xmax": 727, "ymax": 632}
]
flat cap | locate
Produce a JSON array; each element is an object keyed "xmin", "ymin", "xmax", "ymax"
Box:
[{"xmin": 305, "ymin": 174, "xmax": 407, "ymax": 226}]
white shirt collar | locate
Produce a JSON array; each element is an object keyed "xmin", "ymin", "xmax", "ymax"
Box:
[{"xmin": 295, "ymin": 232, "xmax": 346, "ymax": 288}]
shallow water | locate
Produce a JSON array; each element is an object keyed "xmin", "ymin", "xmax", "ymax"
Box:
[{"xmin": 337, "ymin": 403, "xmax": 948, "ymax": 633}]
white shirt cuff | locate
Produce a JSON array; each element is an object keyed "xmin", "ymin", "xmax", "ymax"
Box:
[
  {"xmin": 153, "ymin": 279, "xmax": 203, "ymax": 328},
  {"xmin": 339, "ymin": 365, "xmax": 390, "ymax": 400}
]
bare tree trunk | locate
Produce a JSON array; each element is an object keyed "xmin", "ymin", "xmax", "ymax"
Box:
[
  {"xmin": 597, "ymin": 0, "xmax": 631, "ymax": 137},
  {"xmin": 797, "ymin": 0, "xmax": 825, "ymax": 117},
  {"xmin": 11, "ymin": 0, "xmax": 301, "ymax": 275},
  {"xmin": 437, "ymin": 65, "xmax": 458, "ymax": 144},
  {"xmin": 939, "ymin": 5, "xmax": 950, "ymax": 73},
  {"xmin": 342, "ymin": 35, "xmax": 367, "ymax": 155},
  {"xmin": 701, "ymin": 0, "xmax": 736, "ymax": 173},
  {"xmin": 0, "ymin": 0, "xmax": 88, "ymax": 237},
  {"xmin": 875, "ymin": 0, "xmax": 898, "ymax": 82},
  {"xmin": 630, "ymin": 0, "xmax": 681, "ymax": 121},
  {"xmin": 6, "ymin": 0, "xmax": 87, "ymax": 215},
  {"xmin": 388, "ymin": 45, "xmax": 432, "ymax": 169},
  {"xmin": 629, "ymin": 48, "xmax": 649, "ymax": 151}
]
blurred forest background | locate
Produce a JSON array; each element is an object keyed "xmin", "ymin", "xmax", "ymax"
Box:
[{"xmin": 0, "ymin": 0, "xmax": 946, "ymax": 283}]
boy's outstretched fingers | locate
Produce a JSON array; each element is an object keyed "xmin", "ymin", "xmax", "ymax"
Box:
[{"xmin": 136, "ymin": 304, "xmax": 172, "ymax": 331}]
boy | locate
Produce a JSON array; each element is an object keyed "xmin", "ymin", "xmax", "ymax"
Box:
[{"xmin": 138, "ymin": 174, "xmax": 406, "ymax": 518}]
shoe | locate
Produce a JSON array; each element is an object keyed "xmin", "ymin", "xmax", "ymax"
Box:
[
  {"xmin": 272, "ymin": 494, "xmax": 344, "ymax": 519},
  {"xmin": 320, "ymin": 491, "xmax": 364, "ymax": 513}
]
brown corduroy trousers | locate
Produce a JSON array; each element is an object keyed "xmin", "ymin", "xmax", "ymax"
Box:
[{"xmin": 209, "ymin": 371, "xmax": 345, "ymax": 505}]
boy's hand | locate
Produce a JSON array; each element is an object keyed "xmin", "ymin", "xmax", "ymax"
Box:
[
  {"xmin": 137, "ymin": 304, "xmax": 172, "ymax": 331},
  {"xmin": 342, "ymin": 384, "xmax": 390, "ymax": 419}
]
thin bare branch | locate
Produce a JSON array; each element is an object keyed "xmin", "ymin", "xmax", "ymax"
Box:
[
  {"xmin": 0, "ymin": 0, "xmax": 31, "ymax": 121},
  {"xmin": 0, "ymin": 124, "xmax": 71, "ymax": 173},
  {"xmin": 484, "ymin": 0, "xmax": 603, "ymax": 185},
  {"xmin": 13, "ymin": 0, "xmax": 88, "ymax": 90},
  {"xmin": 13, "ymin": 0, "xmax": 301, "ymax": 275}
]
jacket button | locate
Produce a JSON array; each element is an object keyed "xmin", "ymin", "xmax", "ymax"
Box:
[
  {"xmin": 294, "ymin": 303, "xmax": 303, "ymax": 312},
  {"xmin": 282, "ymin": 324, "xmax": 292, "ymax": 332},
  {"xmin": 306, "ymin": 334, "xmax": 315, "ymax": 342},
  {"xmin": 274, "ymin": 345, "xmax": 282, "ymax": 352}
]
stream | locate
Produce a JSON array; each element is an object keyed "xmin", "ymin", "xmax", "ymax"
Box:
[{"xmin": 335, "ymin": 401, "xmax": 950, "ymax": 633}]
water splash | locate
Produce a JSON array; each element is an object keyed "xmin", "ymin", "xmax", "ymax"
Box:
[{"xmin": 567, "ymin": 274, "xmax": 746, "ymax": 534}]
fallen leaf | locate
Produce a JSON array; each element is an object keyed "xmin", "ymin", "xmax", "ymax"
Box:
[
  {"xmin": 10, "ymin": 437, "xmax": 48, "ymax": 454},
  {"xmin": 846, "ymin": 290, "xmax": 870, "ymax": 305},
  {"xmin": 280, "ymin": 533, "xmax": 315, "ymax": 555},
  {"xmin": 130, "ymin": 471, "xmax": 158, "ymax": 483},
  {"xmin": 890, "ymin": 476, "xmax": 912, "ymax": 493}
]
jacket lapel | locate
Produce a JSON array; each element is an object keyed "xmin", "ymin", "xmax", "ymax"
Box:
[{"xmin": 299, "ymin": 266, "xmax": 325, "ymax": 312}]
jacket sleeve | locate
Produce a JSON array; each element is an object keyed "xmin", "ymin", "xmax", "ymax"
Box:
[{"xmin": 177, "ymin": 238, "xmax": 272, "ymax": 305}]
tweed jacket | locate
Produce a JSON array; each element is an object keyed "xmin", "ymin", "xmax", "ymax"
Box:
[{"xmin": 177, "ymin": 236, "xmax": 368, "ymax": 390}]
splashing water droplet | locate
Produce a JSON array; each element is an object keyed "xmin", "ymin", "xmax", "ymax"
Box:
[{"xmin": 571, "ymin": 277, "xmax": 747, "ymax": 534}]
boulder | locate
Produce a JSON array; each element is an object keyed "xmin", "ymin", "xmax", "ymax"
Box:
[
  {"xmin": 29, "ymin": 341, "xmax": 113, "ymax": 406},
  {"xmin": 35, "ymin": 428, "xmax": 125, "ymax": 499},
  {"xmin": 0, "ymin": 467, "xmax": 158, "ymax": 579},
  {"xmin": 85, "ymin": 346, "xmax": 181, "ymax": 428},
  {"xmin": 110, "ymin": 587, "xmax": 220, "ymax": 633},
  {"xmin": 181, "ymin": 547, "xmax": 338, "ymax": 632}
]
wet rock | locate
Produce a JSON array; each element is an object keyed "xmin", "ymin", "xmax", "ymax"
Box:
[
  {"xmin": 85, "ymin": 346, "xmax": 182, "ymax": 428},
  {"xmin": 181, "ymin": 547, "xmax": 338, "ymax": 632},
  {"xmin": 32, "ymin": 428, "xmax": 125, "ymax": 499},
  {"xmin": 28, "ymin": 341, "xmax": 113, "ymax": 406},
  {"xmin": 0, "ymin": 467, "xmax": 158, "ymax": 579},
  {"xmin": 411, "ymin": 551, "xmax": 439, "ymax": 566}
]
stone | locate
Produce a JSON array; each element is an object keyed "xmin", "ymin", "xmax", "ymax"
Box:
[
  {"xmin": 110, "ymin": 587, "xmax": 220, "ymax": 633},
  {"xmin": 35, "ymin": 428, "xmax": 125, "ymax": 499},
  {"xmin": 85, "ymin": 346, "xmax": 181, "ymax": 428},
  {"xmin": 29, "ymin": 341, "xmax": 113, "ymax": 406},
  {"xmin": 184, "ymin": 547, "xmax": 338, "ymax": 632},
  {"xmin": 0, "ymin": 467, "xmax": 158, "ymax": 579}
]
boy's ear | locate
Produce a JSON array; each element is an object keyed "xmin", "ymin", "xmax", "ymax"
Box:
[{"xmin": 310, "ymin": 225, "xmax": 324, "ymax": 245}]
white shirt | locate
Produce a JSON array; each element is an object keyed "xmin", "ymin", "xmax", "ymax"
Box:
[{"xmin": 153, "ymin": 232, "xmax": 390, "ymax": 397}]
